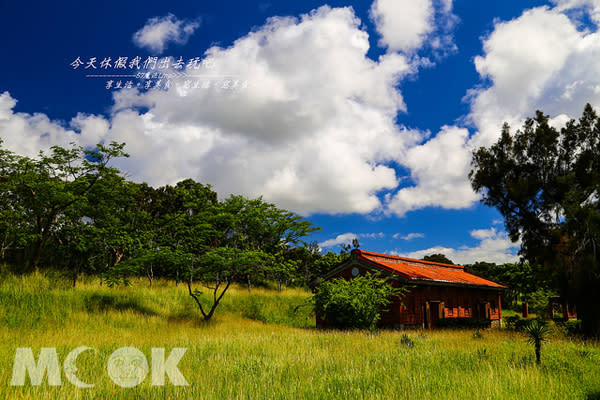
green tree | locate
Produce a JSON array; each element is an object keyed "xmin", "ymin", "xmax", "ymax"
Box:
[
  {"xmin": 467, "ymin": 262, "xmax": 548, "ymax": 309},
  {"xmin": 217, "ymin": 195, "xmax": 319, "ymax": 289},
  {"xmin": 187, "ymin": 247, "xmax": 271, "ymax": 321},
  {"xmin": 185, "ymin": 196, "xmax": 317, "ymax": 319},
  {"xmin": 314, "ymin": 274, "xmax": 407, "ymax": 330},
  {"xmin": 423, "ymin": 253, "xmax": 454, "ymax": 264},
  {"xmin": 470, "ymin": 104, "xmax": 600, "ymax": 335},
  {"xmin": 0, "ymin": 141, "xmax": 128, "ymax": 270}
]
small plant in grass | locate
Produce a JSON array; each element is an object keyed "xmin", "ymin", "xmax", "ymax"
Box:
[
  {"xmin": 476, "ymin": 348, "xmax": 488, "ymax": 360},
  {"xmin": 400, "ymin": 334, "xmax": 415, "ymax": 348},
  {"xmin": 524, "ymin": 319, "xmax": 550, "ymax": 364},
  {"xmin": 472, "ymin": 330, "xmax": 483, "ymax": 339}
]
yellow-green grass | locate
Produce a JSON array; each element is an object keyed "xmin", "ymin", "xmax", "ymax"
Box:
[{"xmin": 1, "ymin": 272, "xmax": 599, "ymax": 399}]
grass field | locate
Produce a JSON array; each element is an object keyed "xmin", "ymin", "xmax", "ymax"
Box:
[{"xmin": 1, "ymin": 272, "xmax": 599, "ymax": 399}]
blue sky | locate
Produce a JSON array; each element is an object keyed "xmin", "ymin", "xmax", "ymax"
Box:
[{"xmin": 1, "ymin": 0, "xmax": 599, "ymax": 264}]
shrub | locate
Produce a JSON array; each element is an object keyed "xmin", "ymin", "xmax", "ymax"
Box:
[
  {"xmin": 504, "ymin": 315, "xmax": 521, "ymax": 330},
  {"xmin": 505, "ymin": 316, "xmax": 547, "ymax": 332},
  {"xmin": 313, "ymin": 274, "xmax": 404, "ymax": 330},
  {"xmin": 565, "ymin": 319, "xmax": 583, "ymax": 336},
  {"xmin": 436, "ymin": 317, "xmax": 491, "ymax": 329}
]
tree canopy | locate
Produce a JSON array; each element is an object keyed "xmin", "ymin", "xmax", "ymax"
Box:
[
  {"xmin": 0, "ymin": 139, "xmax": 325, "ymax": 320},
  {"xmin": 470, "ymin": 104, "xmax": 600, "ymax": 336},
  {"xmin": 423, "ymin": 254, "xmax": 454, "ymax": 265}
]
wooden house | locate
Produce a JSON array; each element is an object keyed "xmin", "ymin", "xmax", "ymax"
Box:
[{"xmin": 318, "ymin": 249, "xmax": 507, "ymax": 328}]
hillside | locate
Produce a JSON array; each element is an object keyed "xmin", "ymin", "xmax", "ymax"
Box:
[{"xmin": 1, "ymin": 273, "xmax": 599, "ymax": 399}]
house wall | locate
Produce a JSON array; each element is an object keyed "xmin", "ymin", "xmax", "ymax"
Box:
[{"xmin": 322, "ymin": 262, "xmax": 502, "ymax": 328}]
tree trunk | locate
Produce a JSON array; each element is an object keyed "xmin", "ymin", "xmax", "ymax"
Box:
[
  {"xmin": 535, "ymin": 341, "xmax": 541, "ymax": 364},
  {"xmin": 72, "ymin": 273, "xmax": 77, "ymax": 288},
  {"xmin": 247, "ymin": 274, "xmax": 251, "ymax": 292},
  {"xmin": 30, "ymin": 238, "xmax": 43, "ymax": 270},
  {"xmin": 30, "ymin": 217, "xmax": 51, "ymax": 270},
  {"xmin": 147, "ymin": 264, "xmax": 154, "ymax": 288}
]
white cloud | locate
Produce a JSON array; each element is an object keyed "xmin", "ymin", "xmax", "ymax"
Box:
[
  {"xmin": 319, "ymin": 231, "xmax": 385, "ymax": 248},
  {"xmin": 370, "ymin": 0, "xmax": 434, "ymax": 52},
  {"xmin": 393, "ymin": 232, "xmax": 425, "ymax": 240},
  {"xmin": 0, "ymin": 92, "xmax": 104, "ymax": 156},
  {"xmin": 0, "ymin": 6, "xmax": 426, "ymax": 216},
  {"xmin": 319, "ymin": 233, "xmax": 358, "ymax": 248},
  {"xmin": 551, "ymin": 0, "xmax": 600, "ymax": 24},
  {"xmin": 393, "ymin": 227, "xmax": 520, "ymax": 265},
  {"xmin": 469, "ymin": 6, "xmax": 583, "ymax": 148},
  {"xmin": 386, "ymin": 3, "xmax": 600, "ymax": 217},
  {"xmin": 5, "ymin": 2, "xmax": 598, "ymax": 221},
  {"xmin": 370, "ymin": 0, "xmax": 458, "ymax": 54},
  {"xmin": 386, "ymin": 125, "xmax": 478, "ymax": 216},
  {"xmin": 133, "ymin": 13, "xmax": 200, "ymax": 54}
]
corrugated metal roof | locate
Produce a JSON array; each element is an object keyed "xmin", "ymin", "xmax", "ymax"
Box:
[{"xmin": 355, "ymin": 250, "xmax": 507, "ymax": 289}]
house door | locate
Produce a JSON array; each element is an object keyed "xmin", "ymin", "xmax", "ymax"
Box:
[
  {"xmin": 477, "ymin": 302, "xmax": 490, "ymax": 319},
  {"xmin": 425, "ymin": 301, "xmax": 444, "ymax": 328}
]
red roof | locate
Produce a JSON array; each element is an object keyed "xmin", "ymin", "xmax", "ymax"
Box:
[{"xmin": 354, "ymin": 250, "xmax": 507, "ymax": 289}]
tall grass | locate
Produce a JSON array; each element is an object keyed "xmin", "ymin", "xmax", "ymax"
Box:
[{"xmin": 1, "ymin": 272, "xmax": 599, "ymax": 399}]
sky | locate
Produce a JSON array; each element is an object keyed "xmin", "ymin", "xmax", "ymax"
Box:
[{"xmin": 1, "ymin": 0, "xmax": 600, "ymax": 265}]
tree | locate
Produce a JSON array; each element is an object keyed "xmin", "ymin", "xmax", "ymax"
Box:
[
  {"xmin": 216, "ymin": 195, "xmax": 319, "ymax": 289},
  {"xmin": 423, "ymin": 253, "xmax": 454, "ymax": 264},
  {"xmin": 467, "ymin": 262, "xmax": 549, "ymax": 309},
  {"xmin": 0, "ymin": 141, "xmax": 128, "ymax": 270},
  {"xmin": 182, "ymin": 192, "xmax": 317, "ymax": 320},
  {"xmin": 470, "ymin": 104, "xmax": 600, "ymax": 335},
  {"xmin": 187, "ymin": 247, "xmax": 271, "ymax": 321},
  {"xmin": 314, "ymin": 274, "xmax": 406, "ymax": 330}
]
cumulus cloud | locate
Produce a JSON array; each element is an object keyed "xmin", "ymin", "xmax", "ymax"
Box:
[
  {"xmin": 0, "ymin": 92, "xmax": 105, "ymax": 156},
  {"xmin": 386, "ymin": 125, "xmax": 478, "ymax": 216},
  {"xmin": 370, "ymin": 0, "xmax": 434, "ymax": 52},
  {"xmin": 370, "ymin": 0, "xmax": 458, "ymax": 54},
  {"xmin": 393, "ymin": 232, "xmax": 425, "ymax": 240},
  {"xmin": 5, "ymin": 2, "xmax": 598, "ymax": 222},
  {"xmin": 319, "ymin": 232, "xmax": 385, "ymax": 248},
  {"xmin": 133, "ymin": 13, "xmax": 200, "ymax": 54},
  {"xmin": 551, "ymin": 0, "xmax": 600, "ymax": 24},
  {"xmin": 386, "ymin": 3, "xmax": 600, "ymax": 217},
  {"xmin": 319, "ymin": 233, "xmax": 359, "ymax": 248},
  {"xmin": 469, "ymin": 6, "xmax": 584, "ymax": 148},
  {"xmin": 392, "ymin": 227, "xmax": 520, "ymax": 265},
  {"xmin": 0, "ymin": 6, "xmax": 426, "ymax": 216}
]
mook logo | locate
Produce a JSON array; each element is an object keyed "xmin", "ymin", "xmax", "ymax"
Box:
[{"xmin": 10, "ymin": 346, "xmax": 188, "ymax": 388}]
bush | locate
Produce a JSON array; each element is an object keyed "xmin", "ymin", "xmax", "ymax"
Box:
[
  {"xmin": 565, "ymin": 320, "xmax": 583, "ymax": 336},
  {"xmin": 504, "ymin": 315, "xmax": 549, "ymax": 331},
  {"xmin": 314, "ymin": 274, "xmax": 402, "ymax": 330},
  {"xmin": 504, "ymin": 315, "xmax": 521, "ymax": 330},
  {"xmin": 436, "ymin": 317, "xmax": 491, "ymax": 329}
]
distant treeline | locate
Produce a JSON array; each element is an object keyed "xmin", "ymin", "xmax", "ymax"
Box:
[{"xmin": 0, "ymin": 139, "xmax": 347, "ymax": 289}]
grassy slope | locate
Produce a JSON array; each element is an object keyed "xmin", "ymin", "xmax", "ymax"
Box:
[{"xmin": 1, "ymin": 273, "xmax": 599, "ymax": 399}]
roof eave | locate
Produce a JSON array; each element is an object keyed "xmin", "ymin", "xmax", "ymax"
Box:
[{"xmin": 408, "ymin": 278, "xmax": 507, "ymax": 291}]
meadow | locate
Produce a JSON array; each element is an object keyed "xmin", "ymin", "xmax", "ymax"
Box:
[{"xmin": 1, "ymin": 272, "xmax": 599, "ymax": 399}]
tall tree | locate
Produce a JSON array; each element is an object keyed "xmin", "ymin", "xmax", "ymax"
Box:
[
  {"xmin": 0, "ymin": 140, "xmax": 128, "ymax": 270},
  {"xmin": 470, "ymin": 104, "xmax": 600, "ymax": 335}
]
